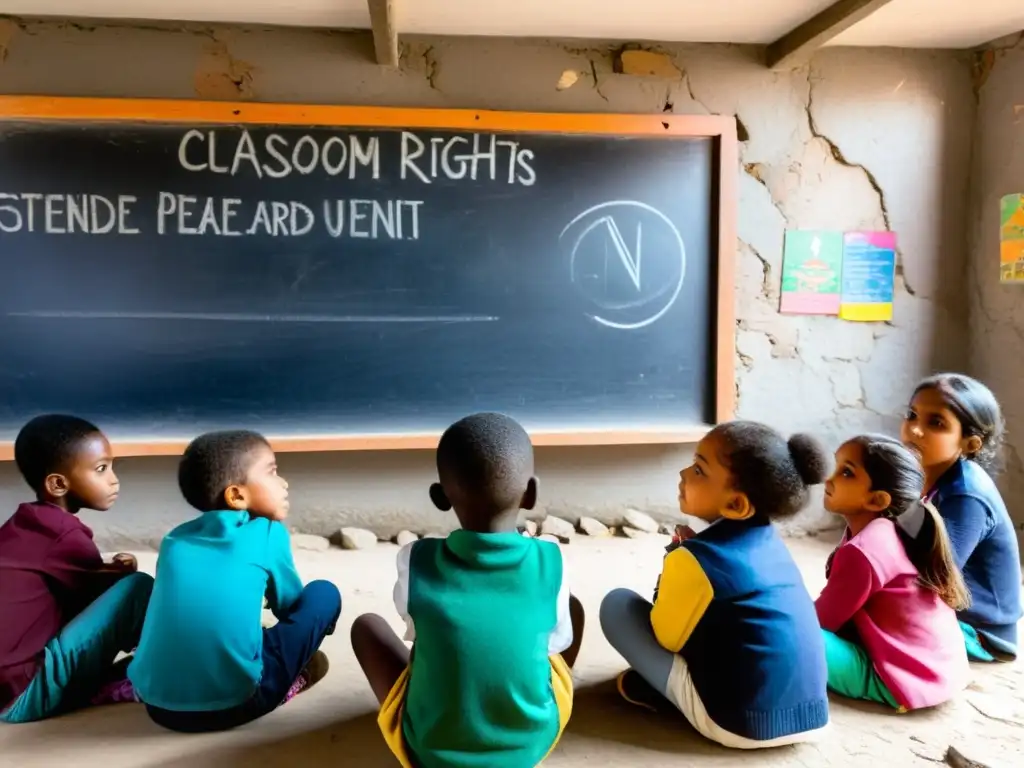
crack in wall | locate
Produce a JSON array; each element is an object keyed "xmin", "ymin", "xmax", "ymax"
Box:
[
  {"xmin": 741, "ymin": 161, "xmax": 790, "ymax": 225},
  {"xmin": 973, "ymin": 32, "xmax": 1024, "ymax": 98},
  {"xmin": 740, "ymin": 237, "xmax": 772, "ymax": 298},
  {"xmin": 805, "ymin": 68, "xmax": 916, "ymax": 297},
  {"xmin": 734, "ymin": 116, "xmax": 749, "ymax": 142},
  {"xmin": 743, "ymin": 161, "xmax": 769, "ymax": 190},
  {"xmin": 589, "ymin": 57, "xmax": 609, "ymax": 102},
  {"xmin": 194, "ymin": 33, "xmax": 256, "ymax": 99},
  {"xmin": 735, "ymin": 322, "xmax": 793, "ymax": 360},
  {"xmin": 0, "ymin": 18, "xmax": 15, "ymax": 63},
  {"xmin": 13, "ymin": 15, "xmax": 227, "ymax": 40},
  {"xmin": 682, "ymin": 71, "xmax": 709, "ymax": 112},
  {"xmin": 399, "ymin": 42, "xmax": 443, "ymax": 92},
  {"xmin": 422, "ymin": 45, "xmax": 440, "ymax": 91}
]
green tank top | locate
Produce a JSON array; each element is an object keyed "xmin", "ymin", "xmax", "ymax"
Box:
[{"xmin": 402, "ymin": 531, "xmax": 565, "ymax": 768}]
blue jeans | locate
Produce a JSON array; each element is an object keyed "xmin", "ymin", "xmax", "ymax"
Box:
[
  {"xmin": 1, "ymin": 572, "xmax": 154, "ymax": 724},
  {"xmin": 146, "ymin": 580, "xmax": 341, "ymax": 733}
]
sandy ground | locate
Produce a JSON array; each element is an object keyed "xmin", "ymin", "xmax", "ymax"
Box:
[{"xmin": 1, "ymin": 533, "xmax": 1021, "ymax": 768}]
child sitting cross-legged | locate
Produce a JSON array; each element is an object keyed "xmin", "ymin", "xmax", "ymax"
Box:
[
  {"xmin": 128, "ymin": 430, "xmax": 341, "ymax": 732},
  {"xmin": 0, "ymin": 415, "xmax": 152, "ymax": 723},
  {"xmin": 351, "ymin": 412, "xmax": 584, "ymax": 768},
  {"xmin": 600, "ymin": 421, "xmax": 830, "ymax": 749},
  {"xmin": 817, "ymin": 434, "xmax": 969, "ymax": 711}
]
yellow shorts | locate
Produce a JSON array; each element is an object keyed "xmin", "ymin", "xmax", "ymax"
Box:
[{"xmin": 377, "ymin": 654, "xmax": 574, "ymax": 767}]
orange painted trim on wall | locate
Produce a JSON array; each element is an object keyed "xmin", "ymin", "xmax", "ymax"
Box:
[
  {"xmin": 0, "ymin": 96, "xmax": 738, "ymax": 456},
  {"xmin": 0, "ymin": 95, "xmax": 736, "ymax": 137},
  {"xmin": 0, "ymin": 427, "xmax": 714, "ymax": 461}
]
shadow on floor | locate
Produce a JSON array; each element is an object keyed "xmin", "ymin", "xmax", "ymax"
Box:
[
  {"xmin": 3, "ymin": 677, "xmax": 860, "ymax": 767},
  {"xmin": 148, "ymin": 712, "xmax": 393, "ymax": 768},
  {"xmin": 148, "ymin": 679, "xmax": 722, "ymax": 766},
  {"xmin": 565, "ymin": 678, "xmax": 719, "ymax": 754}
]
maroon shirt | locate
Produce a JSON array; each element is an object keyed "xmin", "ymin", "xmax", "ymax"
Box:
[{"xmin": 0, "ymin": 502, "xmax": 109, "ymax": 708}]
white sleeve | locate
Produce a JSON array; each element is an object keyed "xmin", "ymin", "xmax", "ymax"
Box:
[
  {"xmin": 392, "ymin": 542, "xmax": 416, "ymax": 642},
  {"xmin": 547, "ymin": 547, "xmax": 574, "ymax": 656}
]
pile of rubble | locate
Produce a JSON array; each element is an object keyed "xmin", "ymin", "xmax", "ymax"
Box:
[{"xmin": 291, "ymin": 509, "xmax": 678, "ymax": 552}]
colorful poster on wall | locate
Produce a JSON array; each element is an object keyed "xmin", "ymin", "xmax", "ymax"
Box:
[
  {"xmin": 779, "ymin": 230, "xmax": 843, "ymax": 315},
  {"xmin": 1000, "ymin": 193, "xmax": 1024, "ymax": 283},
  {"xmin": 839, "ymin": 231, "xmax": 896, "ymax": 322}
]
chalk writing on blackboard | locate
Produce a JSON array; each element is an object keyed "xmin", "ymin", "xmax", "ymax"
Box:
[
  {"xmin": 561, "ymin": 200, "xmax": 687, "ymax": 330},
  {"xmin": 0, "ymin": 129, "xmax": 538, "ymax": 239},
  {"xmin": 177, "ymin": 129, "xmax": 537, "ymax": 185},
  {"xmin": 0, "ymin": 105, "xmax": 726, "ymax": 442}
]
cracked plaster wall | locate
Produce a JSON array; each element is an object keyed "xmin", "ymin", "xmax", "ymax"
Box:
[
  {"xmin": 967, "ymin": 33, "xmax": 1024, "ymax": 536},
  {"xmin": 0, "ymin": 19, "xmax": 975, "ymax": 546}
]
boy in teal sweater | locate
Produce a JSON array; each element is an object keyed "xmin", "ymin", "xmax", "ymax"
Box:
[
  {"xmin": 128, "ymin": 430, "xmax": 341, "ymax": 732},
  {"xmin": 351, "ymin": 412, "xmax": 584, "ymax": 768}
]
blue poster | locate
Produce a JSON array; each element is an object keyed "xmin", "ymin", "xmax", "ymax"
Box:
[{"xmin": 840, "ymin": 231, "xmax": 896, "ymax": 322}]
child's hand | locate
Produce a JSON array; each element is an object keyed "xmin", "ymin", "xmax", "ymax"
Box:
[
  {"xmin": 675, "ymin": 525, "xmax": 697, "ymax": 542},
  {"xmin": 110, "ymin": 553, "xmax": 138, "ymax": 573},
  {"xmin": 824, "ymin": 548, "xmax": 837, "ymax": 579},
  {"xmin": 665, "ymin": 524, "xmax": 697, "ymax": 553}
]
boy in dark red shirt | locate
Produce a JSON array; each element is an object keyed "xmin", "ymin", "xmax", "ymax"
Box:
[{"xmin": 0, "ymin": 415, "xmax": 153, "ymax": 723}]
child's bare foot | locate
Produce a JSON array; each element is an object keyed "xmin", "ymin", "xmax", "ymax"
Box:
[{"xmin": 284, "ymin": 651, "xmax": 330, "ymax": 702}]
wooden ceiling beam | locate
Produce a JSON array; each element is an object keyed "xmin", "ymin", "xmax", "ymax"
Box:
[
  {"xmin": 368, "ymin": 0, "xmax": 399, "ymax": 67},
  {"xmin": 765, "ymin": 0, "xmax": 896, "ymax": 70}
]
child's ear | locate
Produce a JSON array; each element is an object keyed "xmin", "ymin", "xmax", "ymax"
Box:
[
  {"xmin": 429, "ymin": 483, "xmax": 451, "ymax": 512},
  {"xmin": 43, "ymin": 473, "xmax": 69, "ymax": 499},
  {"xmin": 720, "ymin": 492, "xmax": 754, "ymax": 521},
  {"xmin": 962, "ymin": 435, "xmax": 984, "ymax": 458},
  {"xmin": 223, "ymin": 484, "xmax": 249, "ymax": 511},
  {"xmin": 520, "ymin": 477, "xmax": 539, "ymax": 511},
  {"xmin": 865, "ymin": 490, "xmax": 892, "ymax": 513}
]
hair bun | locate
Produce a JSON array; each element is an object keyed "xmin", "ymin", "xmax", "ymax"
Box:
[{"xmin": 787, "ymin": 433, "xmax": 829, "ymax": 486}]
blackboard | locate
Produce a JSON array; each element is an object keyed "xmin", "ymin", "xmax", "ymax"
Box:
[{"xmin": 0, "ymin": 99, "xmax": 736, "ymax": 456}]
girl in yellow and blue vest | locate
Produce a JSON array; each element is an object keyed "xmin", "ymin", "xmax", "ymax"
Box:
[{"xmin": 601, "ymin": 420, "xmax": 830, "ymax": 749}]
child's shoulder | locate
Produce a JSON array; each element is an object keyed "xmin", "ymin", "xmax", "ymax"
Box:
[
  {"xmin": 934, "ymin": 460, "xmax": 1006, "ymax": 518},
  {"xmin": 8, "ymin": 502, "xmax": 88, "ymax": 541},
  {"xmin": 845, "ymin": 518, "xmax": 910, "ymax": 573},
  {"xmin": 403, "ymin": 531, "xmax": 562, "ymax": 574},
  {"xmin": 684, "ymin": 519, "xmax": 782, "ymax": 555},
  {"xmin": 850, "ymin": 516, "xmax": 898, "ymax": 542},
  {"xmin": 164, "ymin": 510, "xmax": 285, "ymax": 546},
  {"xmin": 937, "ymin": 459, "xmax": 997, "ymax": 500}
]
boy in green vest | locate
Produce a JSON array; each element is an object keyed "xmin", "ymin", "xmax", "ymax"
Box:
[{"xmin": 352, "ymin": 412, "xmax": 583, "ymax": 768}]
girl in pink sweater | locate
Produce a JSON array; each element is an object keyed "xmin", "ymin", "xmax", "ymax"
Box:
[{"xmin": 817, "ymin": 434, "xmax": 969, "ymax": 711}]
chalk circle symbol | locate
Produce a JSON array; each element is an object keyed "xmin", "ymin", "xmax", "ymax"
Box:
[{"xmin": 561, "ymin": 201, "xmax": 686, "ymax": 330}]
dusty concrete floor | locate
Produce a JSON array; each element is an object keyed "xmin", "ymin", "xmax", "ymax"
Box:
[{"xmin": 1, "ymin": 534, "xmax": 1021, "ymax": 767}]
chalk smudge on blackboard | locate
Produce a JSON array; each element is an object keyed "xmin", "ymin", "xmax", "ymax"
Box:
[{"xmin": 6, "ymin": 311, "xmax": 500, "ymax": 324}]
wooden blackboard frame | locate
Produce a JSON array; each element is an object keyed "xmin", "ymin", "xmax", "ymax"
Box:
[{"xmin": 0, "ymin": 96, "xmax": 737, "ymax": 459}]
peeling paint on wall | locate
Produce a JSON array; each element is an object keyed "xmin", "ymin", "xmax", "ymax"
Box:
[
  {"xmin": 0, "ymin": 22, "xmax": 977, "ymax": 542},
  {"xmin": 968, "ymin": 36, "xmax": 1024, "ymax": 539},
  {"xmin": 401, "ymin": 42, "xmax": 441, "ymax": 92},
  {"xmin": 615, "ymin": 48, "xmax": 682, "ymax": 79},
  {"xmin": 194, "ymin": 35, "xmax": 256, "ymax": 100},
  {"xmin": 555, "ymin": 70, "xmax": 579, "ymax": 91},
  {"xmin": 0, "ymin": 18, "xmax": 17, "ymax": 64}
]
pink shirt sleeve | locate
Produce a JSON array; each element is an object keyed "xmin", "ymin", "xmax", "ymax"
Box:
[{"xmin": 815, "ymin": 543, "xmax": 879, "ymax": 632}]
